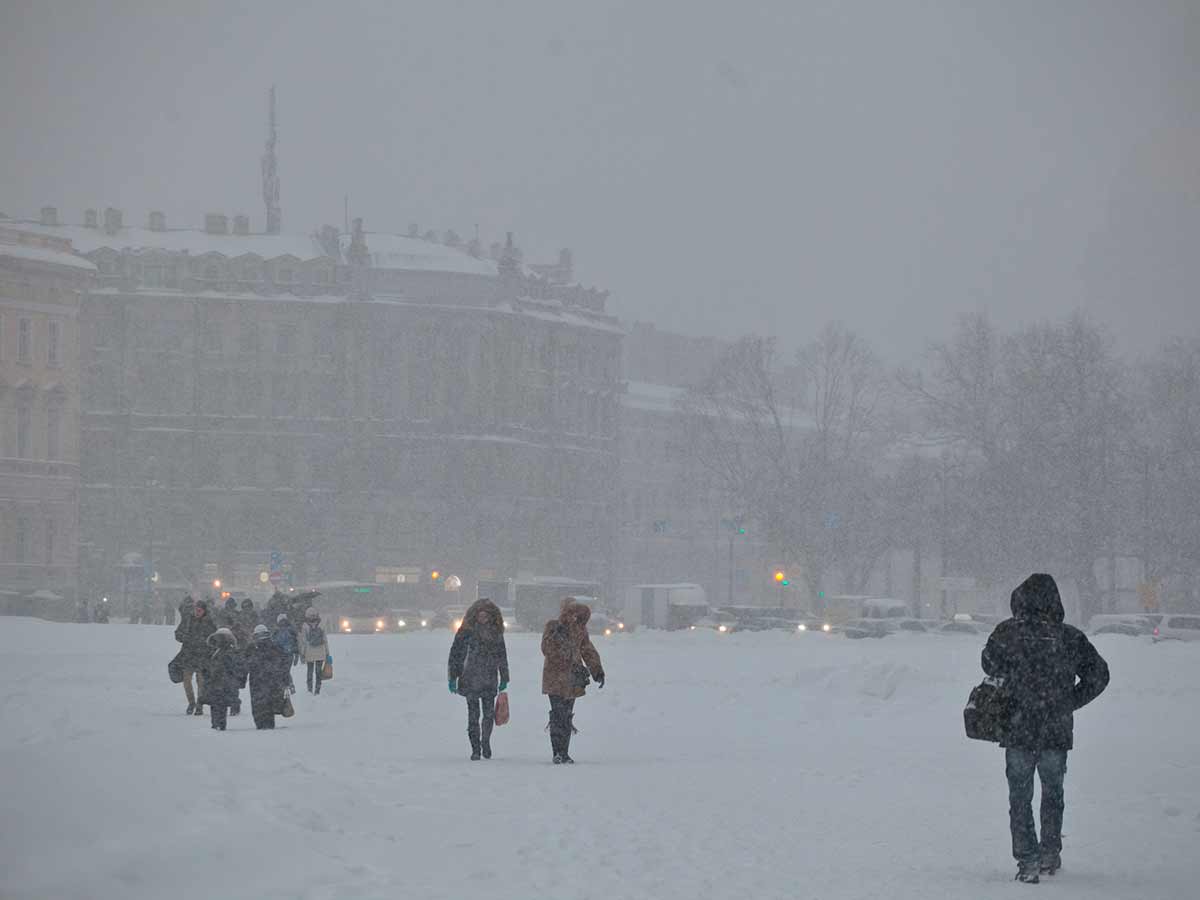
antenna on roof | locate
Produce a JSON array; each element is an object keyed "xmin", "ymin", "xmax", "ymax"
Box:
[{"xmin": 262, "ymin": 85, "xmax": 282, "ymax": 234}]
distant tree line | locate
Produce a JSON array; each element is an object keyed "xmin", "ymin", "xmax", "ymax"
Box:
[{"xmin": 679, "ymin": 312, "xmax": 1200, "ymax": 623}]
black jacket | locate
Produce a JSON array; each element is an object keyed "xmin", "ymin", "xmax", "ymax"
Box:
[
  {"xmin": 174, "ymin": 610, "xmax": 217, "ymax": 669},
  {"xmin": 448, "ymin": 625, "xmax": 510, "ymax": 697},
  {"xmin": 201, "ymin": 641, "xmax": 246, "ymax": 707},
  {"xmin": 246, "ymin": 639, "xmax": 291, "ymax": 716},
  {"xmin": 982, "ymin": 574, "xmax": 1110, "ymax": 751}
]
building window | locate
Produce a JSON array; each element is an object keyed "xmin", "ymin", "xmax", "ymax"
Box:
[
  {"xmin": 15, "ymin": 515, "xmax": 30, "ymax": 563},
  {"xmin": 46, "ymin": 409, "xmax": 60, "ymax": 460},
  {"xmin": 45, "ymin": 518, "xmax": 56, "ymax": 565},
  {"xmin": 18, "ymin": 317, "xmax": 31, "ymax": 363},
  {"xmin": 276, "ymin": 325, "xmax": 295, "ymax": 355},
  {"xmin": 47, "ymin": 320, "xmax": 60, "ymax": 367},
  {"xmin": 16, "ymin": 405, "xmax": 31, "ymax": 458}
]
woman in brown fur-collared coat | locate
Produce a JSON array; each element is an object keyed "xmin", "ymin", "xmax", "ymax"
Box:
[{"xmin": 541, "ymin": 598, "xmax": 605, "ymax": 764}]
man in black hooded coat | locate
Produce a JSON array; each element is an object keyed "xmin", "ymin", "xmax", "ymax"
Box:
[{"xmin": 982, "ymin": 573, "xmax": 1109, "ymax": 882}]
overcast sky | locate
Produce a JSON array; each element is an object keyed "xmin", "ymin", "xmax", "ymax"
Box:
[{"xmin": 1, "ymin": 0, "xmax": 1197, "ymax": 361}]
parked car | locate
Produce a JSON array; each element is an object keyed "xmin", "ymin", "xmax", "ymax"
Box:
[
  {"xmin": 841, "ymin": 618, "xmax": 896, "ymax": 639},
  {"xmin": 893, "ymin": 618, "xmax": 933, "ymax": 633},
  {"xmin": 937, "ymin": 619, "xmax": 983, "ymax": 636},
  {"xmin": 1088, "ymin": 614, "xmax": 1156, "ymax": 636},
  {"xmin": 1152, "ymin": 615, "xmax": 1200, "ymax": 643}
]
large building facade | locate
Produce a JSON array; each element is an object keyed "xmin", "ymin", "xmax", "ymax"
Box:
[
  {"xmin": 0, "ymin": 223, "xmax": 94, "ymax": 614},
  {"xmin": 16, "ymin": 208, "xmax": 621, "ymax": 610}
]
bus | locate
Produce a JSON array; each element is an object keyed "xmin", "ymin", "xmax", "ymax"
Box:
[
  {"xmin": 303, "ymin": 581, "xmax": 427, "ymax": 634},
  {"xmin": 477, "ymin": 576, "xmax": 604, "ymax": 633}
]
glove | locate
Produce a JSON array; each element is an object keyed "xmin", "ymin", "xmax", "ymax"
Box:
[
  {"xmin": 448, "ymin": 678, "xmax": 457, "ymax": 694},
  {"xmin": 498, "ymin": 681, "xmax": 508, "ymax": 693},
  {"xmin": 597, "ymin": 674, "xmax": 605, "ymax": 689}
]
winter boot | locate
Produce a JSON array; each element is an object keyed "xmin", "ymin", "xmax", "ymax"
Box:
[
  {"xmin": 1039, "ymin": 854, "xmax": 1061, "ymax": 877},
  {"xmin": 553, "ymin": 754, "xmax": 565, "ymax": 764},
  {"xmin": 193, "ymin": 704, "xmax": 204, "ymax": 716},
  {"xmin": 186, "ymin": 702, "xmax": 195, "ymax": 715},
  {"xmin": 481, "ymin": 740, "xmax": 492, "ymax": 760},
  {"xmin": 1015, "ymin": 861, "xmax": 1040, "ymax": 884}
]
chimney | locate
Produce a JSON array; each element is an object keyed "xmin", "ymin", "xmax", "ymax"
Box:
[
  {"xmin": 148, "ymin": 210, "xmax": 166, "ymax": 232},
  {"xmin": 84, "ymin": 209, "xmax": 98, "ymax": 228},
  {"xmin": 40, "ymin": 206, "xmax": 58, "ymax": 227},
  {"xmin": 103, "ymin": 207, "xmax": 123, "ymax": 234},
  {"xmin": 233, "ymin": 214, "xmax": 250, "ymax": 236},
  {"xmin": 204, "ymin": 213, "xmax": 228, "ymax": 235},
  {"xmin": 408, "ymin": 224, "xmax": 419, "ymax": 238}
]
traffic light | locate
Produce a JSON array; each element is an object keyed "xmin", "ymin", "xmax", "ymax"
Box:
[
  {"xmin": 430, "ymin": 570, "xmax": 441, "ymax": 582},
  {"xmin": 774, "ymin": 570, "xmax": 786, "ymax": 583}
]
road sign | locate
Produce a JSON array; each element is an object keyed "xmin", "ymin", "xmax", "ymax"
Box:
[{"xmin": 269, "ymin": 570, "xmax": 283, "ymax": 586}]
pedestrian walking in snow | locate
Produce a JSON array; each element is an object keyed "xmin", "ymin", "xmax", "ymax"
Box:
[
  {"xmin": 541, "ymin": 598, "xmax": 605, "ymax": 764},
  {"xmin": 233, "ymin": 598, "xmax": 258, "ymax": 648},
  {"xmin": 300, "ymin": 608, "xmax": 328, "ymax": 694},
  {"xmin": 174, "ymin": 597, "xmax": 216, "ymax": 715},
  {"xmin": 272, "ymin": 613, "xmax": 300, "ymax": 665},
  {"xmin": 201, "ymin": 628, "xmax": 246, "ymax": 731},
  {"xmin": 981, "ymin": 573, "xmax": 1110, "ymax": 883},
  {"xmin": 246, "ymin": 624, "xmax": 291, "ymax": 730},
  {"xmin": 447, "ymin": 598, "xmax": 510, "ymax": 760}
]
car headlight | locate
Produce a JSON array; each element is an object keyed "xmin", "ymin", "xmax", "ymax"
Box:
[
  {"xmin": 822, "ymin": 623, "xmax": 831, "ymax": 632},
  {"xmin": 453, "ymin": 619, "xmax": 463, "ymax": 630},
  {"xmin": 376, "ymin": 619, "xmax": 385, "ymax": 630},
  {"xmin": 420, "ymin": 619, "xmax": 428, "ymax": 628},
  {"xmin": 798, "ymin": 623, "xmax": 807, "ymax": 631},
  {"xmin": 690, "ymin": 625, "xmax": 697, "ymax": 631},
  {"xmin": 617, "ymin": 622, "xmax": 625, "ymax": 630},
  {"xmin": 341, "ymin": 620, "xmax": 351, "ymax": 632},
  {"xmin": 718, "ymin": 624, "xmax": 728, "ymax": 633},
  {"xmin": 604, "ymin": 628, "xmax": 613, "ymax": 636},
  {"xmin": 397, "ymin": 619, "xmax": 407, "ymax": 628}
]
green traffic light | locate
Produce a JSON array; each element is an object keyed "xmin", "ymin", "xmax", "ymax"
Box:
[
  {"xmin": 781, "ymin": 580, "xmax": 789, "ymax": 586},
  {"xmin": 817, "ymin": 591, "xmax": 825, "ymax": 598},
  {"xmin": 738, "ymin": 528, "xmax": 745, "ymax": 534}
]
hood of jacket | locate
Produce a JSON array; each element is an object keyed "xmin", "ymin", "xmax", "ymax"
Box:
[
  {"xmin": 559, "ymin": 599, "xmax": 591, "ymax": 627},
  {"xmin": 461, "ymin": 598, "xmax": 504, "ymax": 639},
  {"xmin": 1010, "ymin": 573, "xmax": 1064, "ymax": 623}
]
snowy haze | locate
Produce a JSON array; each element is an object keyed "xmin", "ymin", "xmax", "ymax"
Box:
[{"xmin": 2, "ymin": 0, "xmax": 1198, "ymax": 358}]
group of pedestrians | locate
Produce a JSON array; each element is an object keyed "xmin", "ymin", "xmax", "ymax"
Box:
[
  {"xmin": 172, "ymin": 594, "xmax": 331, "ymax": 731},
  {"xmin": 447, "ymin": 596, "xmax": 605, "ymax": 764}
]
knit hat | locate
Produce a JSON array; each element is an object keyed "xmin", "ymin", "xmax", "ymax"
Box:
[
  {"xmin": 276, "ymin": 613, "xmax": 289, "ymax": 625},
  {"xmin": 253, "ymin": 624, "xmax": 270, "ymax": 640},
  {"xmin": 305, "ymin": 607, "xmax": 319, "ymax": 621}
]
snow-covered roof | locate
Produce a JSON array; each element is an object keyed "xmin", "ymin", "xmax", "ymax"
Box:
[
  {"xmin": 13, "ymin": 221, "xmax": 328, "ymax": 261},
  {"xmin": 495, "ymin": 300, "xmax": 624, "ymax": 336},
  {"xmin": 0, "ymin": 241, "xmax": 96, "ymax": 272},
  {"xmin": 346, "ymin": 231, "xmax": 498, "ymax": 276}
]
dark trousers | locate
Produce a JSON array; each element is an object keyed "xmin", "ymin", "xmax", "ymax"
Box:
[
  {"xmin": 548, "ymin": 695, "xmax": 576, "ymax": 757},
  {"xmin": 1006, "ymin": 748, "xmax": 1068, "ymax": 864},
  {"xmin": 306, "ymin": 661, "xmax": 324, "ymax": 693},
  {"xmin": 210, "ymin": 703, "xmax": 228, "ymax": 730},
  {"xmin": 465, "ymin": 692, "xmax": 496, "ymax": 751},
  {"xmin": 253, "ymin": 713, "xmax": 276, "ymax": 730}
]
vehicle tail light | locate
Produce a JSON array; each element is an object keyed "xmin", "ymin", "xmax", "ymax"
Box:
[{"xmin": 1154, "ymin": 627, "xmax": 1159, "ymax": 636}]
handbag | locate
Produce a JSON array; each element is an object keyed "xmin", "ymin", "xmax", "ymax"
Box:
[
  {"xmin": 322, "ymin": 654, "xmax": 333, "ymax": 681},
  {"xmin": 494, "ymin": 691, "xmax": 510, "ymax": 727},
  {"xmin": 571, "ymin": 662, "xmax": 591, "ymax": 692},
  {"xmin": 964, "ymin": 676, "xmax": 1009, "ymax": 742},
  {"xmin": 168, "ymin": 652, "xmax": 184, "ymax": 684},
  {"xmin": 280, "ymin": 694, "xmax": 295, "ymax": 718}
]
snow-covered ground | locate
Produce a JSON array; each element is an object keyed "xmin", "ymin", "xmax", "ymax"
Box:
[{"xmin": 1, "ymin": 619, "xmax": 1197, "ymax": 900}]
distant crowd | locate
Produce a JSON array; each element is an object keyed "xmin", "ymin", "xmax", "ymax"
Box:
[{"xmin": 170, "ymin": 591, "xmax": 331, "ymax": 730}]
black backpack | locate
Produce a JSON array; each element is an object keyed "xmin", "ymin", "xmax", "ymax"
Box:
[
  {"xmin": 306, "ymin": 623, "xmax": 326, "ymax": 647},
  {"xmin": 964, "ymin": 676, "xmax": 1010, "ymax": 743}
]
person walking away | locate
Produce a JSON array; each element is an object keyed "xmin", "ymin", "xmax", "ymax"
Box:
[
  {"xmin": 201, "ymin": 628, "xmax": 246, "ymax": 731},
  {"xmin": 233, "ymin": 598, "xmax": 258, "ymax": 648},
  {"xmin": 447, "ymin": 599, "xmax": 510, "ymax": 760},
  {"xmin": 982, "ymin": 573, "xmax": 1109, "ymax": 883},
  {"xmin": 272, "ymin": 613, "xmax": 300, "ymax": 665},
  {"xmin": 175, "ymin": 598, "xmax": 216, "ymax": 715},
  {"xmin": 247, "ymin": 624, "xmax": 291, "ymax": 729},
  {"xmin": 300, "ymin": 608, "xmax": 328, "ymax": 694},
  {"xmin": 541, "ymin": 598, "xmax": 605, "ymax": 764}
]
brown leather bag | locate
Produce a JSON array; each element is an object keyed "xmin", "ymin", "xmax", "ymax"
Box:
[{"xmin": 494, "ymin": 691, "xmax": 510, "ymax": 726}]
